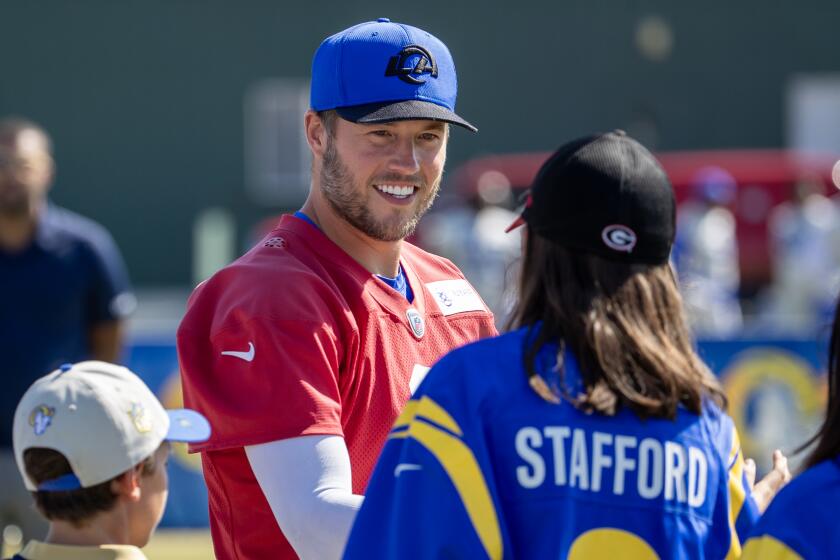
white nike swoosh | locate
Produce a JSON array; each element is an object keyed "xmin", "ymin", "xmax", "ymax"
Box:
[
  {"xmin": 394, "ymin": 463, "xmax": 423, "ymax": 477},
  {"xmin": 221, "ymin": 342, "xmax": 255, "ymax": 362}
]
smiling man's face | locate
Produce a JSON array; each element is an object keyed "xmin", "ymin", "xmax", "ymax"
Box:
[{"xmin": 318, "ymin": 116, "xmax": 448, "ymax": 242}]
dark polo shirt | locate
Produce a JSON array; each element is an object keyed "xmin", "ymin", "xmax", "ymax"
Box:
[{"xmin": 0, "ymin": 205, "xmax": 134, "ymax": 448}]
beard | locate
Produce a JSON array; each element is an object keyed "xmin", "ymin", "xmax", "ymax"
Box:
[{"xmin": 319, "ymin": 138, "xmax": 441, "ymax": 242}]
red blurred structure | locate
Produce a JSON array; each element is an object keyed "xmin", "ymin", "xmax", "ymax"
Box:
[{"xmin": 446, "ymin": 149, "xmax": 840, "ymax": 296}]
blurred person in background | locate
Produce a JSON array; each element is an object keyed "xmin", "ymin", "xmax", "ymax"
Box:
[
  {"xmin": 764, "ymin": 175, "xmax": 840, "ymax": 332},
  {"xmin": 742, "ymin": 293, "xmax": 840, "ymax": 559},
  {"xmin": 418, "ymin": 172, "xmax": 522, "ymax": 326},
  {"xmin": 0, "ymin": 117, "xmax": 135, "ymax": 545},
  {"xmin": 673, "ymin": 166, "xmax": 743, "ymax": 336}
]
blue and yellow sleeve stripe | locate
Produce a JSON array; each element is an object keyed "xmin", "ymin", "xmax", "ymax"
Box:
[
  {"xmin": 725, "ymin": 426, "xmax": 760, "ymax": 560},
  {"xmin": 389, "ymin": 397, "xmax": 503, "ymax": 560}
]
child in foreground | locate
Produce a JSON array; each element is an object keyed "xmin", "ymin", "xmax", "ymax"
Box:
[{"xmin": 8, "ymin": 361, "xmax": 209, "ymax": 560}]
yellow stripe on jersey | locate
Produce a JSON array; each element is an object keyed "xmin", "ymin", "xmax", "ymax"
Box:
[
  {"xmin": 725, "ymin": 426, "xmax": 747, "ymax": 560},
  {"xmin": 741, "ymin": 536, "xmax": 803, "ymax": 560},
  {"xmin": 393, "ymin": 400, "xmax": 420, "ymax": 431},
  {"xmin": 415, "ymin": 395, "xmax": 463, "ymax": 436},
  {"xmin": 391, "ymin": 396, "xmax": 463, "ymax": 437},
  {"xmin": 408, "ymin": 419, "xmax": 503, "ymax": 560},
  {"xmin": 388, "ymin": 430, "xmax": 410, "ymax": 440}
]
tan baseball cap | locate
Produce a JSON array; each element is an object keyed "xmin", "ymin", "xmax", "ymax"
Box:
[{"xmin": 13, "ymin": 361, "xmax": 210, "ymax": 492}]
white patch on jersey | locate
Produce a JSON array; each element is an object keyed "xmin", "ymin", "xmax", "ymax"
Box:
[
  {"xmin": 425, "ymin": 279, "xmax": 486, "ymax": 316},
  {"xmin": 409, "ymin": 364, "xmax": 431, "ymax": 395}
]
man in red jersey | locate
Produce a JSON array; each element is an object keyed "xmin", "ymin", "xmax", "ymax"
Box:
[{"xmin": 177, "ymin": 18, "xmax": 496, "ymax": 560}]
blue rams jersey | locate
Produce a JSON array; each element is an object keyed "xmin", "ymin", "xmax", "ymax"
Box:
[
  {"xmin": 345, "ymin": 327, "xmax": 759, "ymax": 559},
  {"xmin": 742, "ymin": 456, "xmax": 840, "ymax": 559}
]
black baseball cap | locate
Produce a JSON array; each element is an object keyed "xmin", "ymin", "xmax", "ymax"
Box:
[{"xmin": 506, "ymin": 130, "xmax": 675, "ymax": 265}]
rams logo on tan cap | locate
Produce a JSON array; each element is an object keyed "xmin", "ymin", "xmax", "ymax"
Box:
[
  {"xmin": 128, "ymin": 402, "xmax": 153, "ymax": 433},
  {"xmin": 29, "ymin": 405, "xmax": 55, "ymax": 436}
]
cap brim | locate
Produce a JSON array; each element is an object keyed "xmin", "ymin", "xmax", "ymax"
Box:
[
  {"xmin": 505, "ymin": 190, "xmax": 533, "ymax": 233},
  {"xmin": 336, "ymin": 100, "xmax": 477, "ymax": 132},
  {"xmin": 166, "ymin": 409, "xmax": 211, "ymax": 443},
  {"xmin": 504, "ymin": 214, "xmax": 526, "ymax": 233}
]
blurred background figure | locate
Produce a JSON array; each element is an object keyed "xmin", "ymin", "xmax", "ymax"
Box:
[
  {"xmin": 763, "ymin": 174, "xmax": 840, "ymax": 331},
  {"xmin": 418, "ymin": 170, "xmax": 522, "ymax": 326},
  {"xmin": 0, "ymin": 117, "xmax": 135, "ymax": 545},
  {"xmin": 674, "ymin": 166, "xmax": 743, "ymax": 335}
]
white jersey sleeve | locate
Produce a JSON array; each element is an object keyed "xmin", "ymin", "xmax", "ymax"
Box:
[{"xmin": 245, "ymin": 435, "xmax": 364, "ymax": 560}]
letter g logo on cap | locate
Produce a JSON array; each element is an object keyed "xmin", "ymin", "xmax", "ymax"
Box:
[{"xmin": 601, "ymin": 225, "xmax": 637, "ymax": 253}]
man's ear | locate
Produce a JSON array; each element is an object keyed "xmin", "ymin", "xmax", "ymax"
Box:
[
  {"xmin": 304, "ymin": 110, "xmax": 329, "ymax": 158},
  {"xmin": 111, "ymin": 466, "xmax": 142, "ymax": 502}
]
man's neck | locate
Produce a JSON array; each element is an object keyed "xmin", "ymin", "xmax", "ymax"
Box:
[
  {"xmin": 0, "ymin": 209, "xmax": 39, "ymax": 252},
  {"xmin": 300, "ymin": 197, "xmax": 402, "ymax": 278}
]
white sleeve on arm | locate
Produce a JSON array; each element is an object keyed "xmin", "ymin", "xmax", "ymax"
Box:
[{"xmin": 245, "ymin": 435, "xmax": 364, "ymax": 560}]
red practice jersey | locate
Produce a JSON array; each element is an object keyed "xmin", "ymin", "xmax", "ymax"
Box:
[{"xmin": 177, "ymin": 215, "xmax": 497, "ymax": 560}]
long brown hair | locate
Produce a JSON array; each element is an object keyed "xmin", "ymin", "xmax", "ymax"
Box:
[
  {"xmin": 800, "ymin": 296, "xmax": 840, "ymax": 469},
  {"xmin": 507, "ymin": 231, "xmax": 726, "ymax": 419}
]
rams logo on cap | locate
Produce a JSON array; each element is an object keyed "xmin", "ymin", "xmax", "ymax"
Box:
[
  {"xmin": 29, "ymin": 405, "xmax": 55, "ymax": 436},
  {"xmin": 128, "ymin": 402, "xmax": 153, "ymax": 433},
  {"xmin": 385, "ymin": 45, "xmax": 438, "ymax": 85},
  {"xmin": 601, "ymin": 225, "xmax": 637, "ymax": 253}
]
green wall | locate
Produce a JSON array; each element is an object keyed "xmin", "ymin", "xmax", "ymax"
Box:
[{"xmin": 1, "ymin": 0, "xmax": 837, "ymax": 285}]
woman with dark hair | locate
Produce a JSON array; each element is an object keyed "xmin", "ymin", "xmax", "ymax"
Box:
[
  {"xmin": 343, "ymin": 131, "xmax": 790, "ymax": 559},
  {"xmin": 742, "ymin": 297, "xmax": 840, "ymax": 559}
]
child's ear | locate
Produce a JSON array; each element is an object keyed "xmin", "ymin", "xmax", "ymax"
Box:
[{"xmin": 112, "ymin": 466, "xmax": 142, "ymax": 502}]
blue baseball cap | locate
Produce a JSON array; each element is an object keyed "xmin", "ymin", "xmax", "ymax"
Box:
[{"xmin": 310, "ymin": 18, "xmax": 476, "ymax": 132}]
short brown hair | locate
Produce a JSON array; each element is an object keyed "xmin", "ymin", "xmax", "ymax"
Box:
[
  {"xmin": 23, "ymin": 447, "xmax": 157, "ymax": 526},
  {"xmin": 508, "ymin": 233, "xmax": 726, "ymax": 419},
  {"xmin": 317, "ymin": 110, "xmax": 339, "ymax": 138}
]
